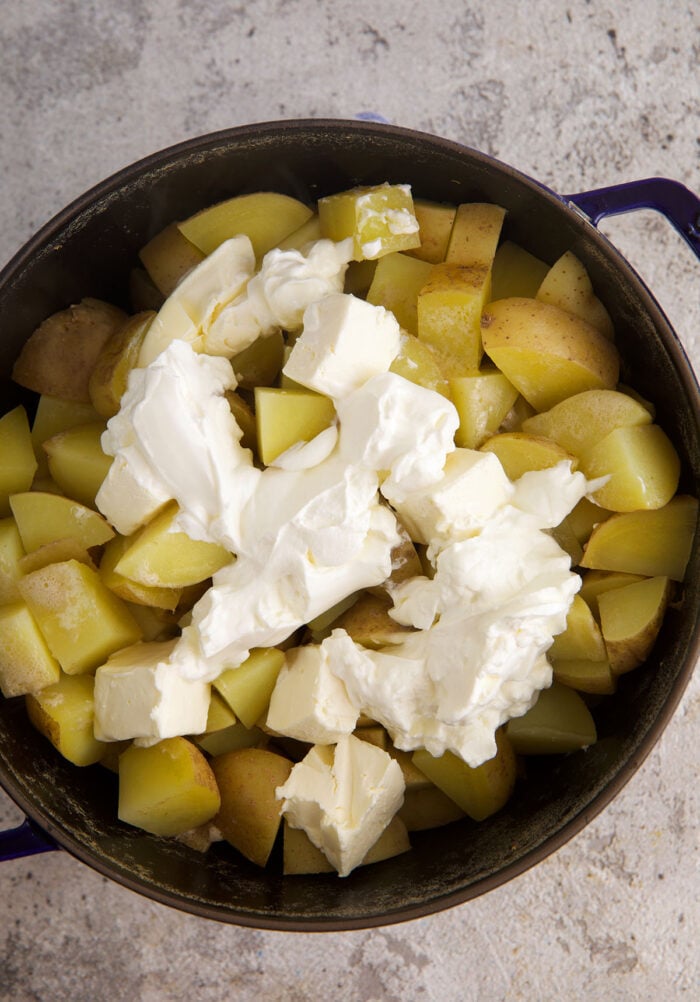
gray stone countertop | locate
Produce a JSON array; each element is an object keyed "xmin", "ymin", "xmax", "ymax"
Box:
[{"xmin": 0, "ymin": 2, "xmax": 698, "ymax": 999}]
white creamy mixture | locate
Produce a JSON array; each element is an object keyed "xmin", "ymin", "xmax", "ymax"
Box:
[{"xmin": 93, "ymin": 218, "xmax": 598, "ymax": 874}]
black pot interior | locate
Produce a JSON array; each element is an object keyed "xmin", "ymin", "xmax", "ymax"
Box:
[{"xmin": 1, "ymin": 120, "xmax": 698, "ymax": 930}]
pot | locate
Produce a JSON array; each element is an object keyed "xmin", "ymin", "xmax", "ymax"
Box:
[{"xmin": 1, "ymin": 120, "xmax": 698, "ymax": 930}]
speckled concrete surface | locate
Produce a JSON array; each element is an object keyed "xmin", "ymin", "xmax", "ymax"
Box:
[{"xmin": 0, "ymin": 2, "xmax": 699, "ymax": 999}]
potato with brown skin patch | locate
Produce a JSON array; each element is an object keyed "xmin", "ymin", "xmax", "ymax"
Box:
[{"xmin": 12, "ymin": 298, "xmax": 128, "ymax": 403}]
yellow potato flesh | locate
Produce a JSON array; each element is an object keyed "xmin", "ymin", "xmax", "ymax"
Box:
[
  {"xmin": 318, "ymin": 183, "xmax": 420, "ymax": 261},
  {"xmin": 231, "ymin": 330, "xmax": 285, "ymax": 389},
  {"xmin": 407, "ymin": 199, "xmax": 456, "ymax": 264},
  {"xmin": 552, "ymin": 659, "xmax": 616, "ymax": 695},
  {"xmin": 522, "ymin": 388, "xmax": 652, "ymax": 458},
  {"xmin": 445, "ymin": 202, "xmax": 505, "ymax": 268},
  {"xmin": 138, "ymin": 222, "xmax": 205, "ymax": 296},
  {"xmin": 99, "ymin": 534, "xmax": 182, "ymax": 612},
  {"xmin": 481, "ymin": 298, "xmax": 620, "ymax": 411},
  {"xmin": 0, "ymin": 518, "xmax": 24, "ymax": 605},
  {"xmin": 18, "ymin": 559, "xmax": 142, "ymax": 675},
  {"xmin": 333, "ymin": 592, "xmax": 411, "ymax": 650},
  {"xmin": 0, "ymin": 601, "xmax": 60, "ymax": 697},
  {"xmin": 549, "ymin": 594, "xmax": 607, "ymax": 661},
  {"xmin": 212, "ymin": 747, "xmax": 293, "ymax": 867},
  {"xmin": 113, "ymin": 502, "xmax": 232, "ymax": 589},
  {"xmin": 449, "ymin": 370, "xmax": 519, "ymax": 449},
  {"xmin": 31, "ymin": 395, "xmax": 99, "ymax": 478},
  {"xmin": 490, "ymin": 240, "xmax": 549, "ymax": 300},
  {"xmin": 417, "ymin": 263, "xmax": 490, "ymax": 373},
  {"xmin": 578, "ymin": 570, "xmax": 647, "ymax": 619},
  {"xmin": 178, "ymin": 192, "xmax": 313, "ymax": 260},
  {"xmin": 225, "ymin": 391, "xmax": 257, "ymax": 453},
  {"xmin": 398, "ymin": 785, "xmax": 466, "ymax": 831},
  {"xmin": 567, "ymin": 496, "xmax": 613, "ymax": 545},
  {"xmin": 254, "ymin": 387, "xmax": 336, "ymax": 466},
  {"xmin": 119, "ymin": 737, "xmax": 221, "ymax": 837},
  {"xmin": 580, "ymin": 495, "xmax": 697, "ymax": 581},
  {"xmin": 412, "ymin": 728, "xmax": 516, "ymax": 821},
  {"xmin": 43, "ymin": 422, "xmax": 111, "ymax": 508},
  {"xmin": 389, "ymin": 333, "xmax": 451, "ymax": 398},
  {"xmin": 275, "ymin": 214, "xmax": 322, "ymax": 252},
  {"xmin": 213, "ymin": 647, "xmax": 286, "ymax": 729},
  {"xmin": 18, "ymin": 537, "xmax": 94, "ymax": 576},
  {"xmin": 366, "ymin": 252, "xmax": 433, "ymax": 335},
  {"xmin": 598, "ymin": 575, "xmax": 671, "ymax": 675},
  {"xmin": 283, "ymin": 814, "xmax": 410, "ymax": 875},
  {"xmin": 26, "ymin": 673, "xmax": 106, "ymax": 766},
  {"xmin": 194, "ymin": 721, "xmax": 265, "ymax": 758},
  {"xmin": 549, "ymin": 517, "xmax": 584, "ymax": 566},
  {"xmin": 88, "ymin": 311, "xmax": 155, "ymax": 418},
  {"xmin": 203, "ymin": 691, "xmax": 237, "ymax": 734},
  {"xmin": 480, "ymin": 432, "xmax": 576, "ymax": 480},
  {"xmin": 505, "ymin": 682, "xmax": 596, "ymax": 754},
  {"xmin": 0, "ymin": 407, "xmax": 38, "ymax": 516},
  {"xmin": 536, "ymin": 250, "xmax": 614, "ymax": 338},
  {"xmin": 9, "ymin": 491, "xmax": 114, "ymax": 553},
  {"xmin": 582, "ymin": 423, "xmax": 680, "ymax": 511}
]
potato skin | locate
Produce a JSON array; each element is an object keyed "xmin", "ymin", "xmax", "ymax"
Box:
[{"xmin": 12, "ymin": 298, "xmax": 127, "ymax": 402}]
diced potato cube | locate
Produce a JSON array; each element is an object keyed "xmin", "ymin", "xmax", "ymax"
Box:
[
  {"xmin": 536, "ymin": 251, "xmax": 614, "ymax": 338},
  {"xmin": 113, "ymin": 502, "xmax": 232, "ymax": 589},
  {"xmin": 445, "ymin": 202, "xmax": 506, "ymax": 268},
  {"xmin": 231, "ymin": 331, "xmax": 285, "ymax": 390},
  {"xmin": 578, "ymin": 570, "xmax": 646, "ymax": 619},
  {"xmin": 580, "ymin": 495, "xmax": 697, "ymax": 581},
  {"xmin": 389, "ymin": 333, "xmax": 450, "ymax": 398},
  {"xmin": 99, "ymin": 534, "xmax": 182, "ymax": 611},
  {"xmin": 333, "ymin": 592, "xmax": 411, "ymax": 649},
  {"xmin": 31, "ymin": 394, "xmax": 100, "ymax": 478},
  {"xmin": 552, "ymin": 658, "xmax": 616, "ymax": 695},
  {"xmin": 18, "ymin": 559, "xmax": 142, "ymax": 675},
  {"xmin": 178, "ymin": 192, "xmax": 313, "ymax": 260},
  {"xmin": 598, "ymin": 575, "xmax": 671, "ymax": 675},
  {"xmin": 194, "ymin": 722, "xmax": 266, "ymax": 758},
  {"xmin": 505, "ymin": 682, "xmax": 596, "ymax": 754},
  {"xmin": 43, "ymin": 422, "xmax": 111, "ymax": 508},
  {"xmin": 282, "ymin": 814, "xmax": 410, "ymax": 874},
  {"xmin": 203, "ymin": 691, "xmax": 237, "ymax": 733},
  {"xmin": 10, "ymin": 491, "xmax": 114, "ymax": 553},
  {"xmin": 366, "ymin": 252, "xmax": 433, "ymax": 334},
  {"xmin": 481, "ymin": 298, "xmax": 620, "ymax": 411},
  {"xmin": 275, "ymin": 214, "xmax": 322, "ymax": 252},
  {"xmin": 26, "ymin": 673, "xmax": 106, "ymax": 766},
  {"xmin": 254, "ymin": 388, "xmax": 336, "ymax": 466},
  {"xmin": 118, "ymin": 737, "xmax": 221, "ymax": 837},
  {"xmin": 213, "ymin": 648, "xmax": 286, "ymax": 729},
  {"xmin": 212, "ymin": 747, "xmax": 293, "ymax": 866},
  {"xmin": 18, "ymin": 537, "xmax": 95, "ymax": 576},
  {"xmin": 406, "ymin": 199, "xmax": 456, "ymax": 264},
  {"xmin": 581, "ymin": 424, "xmax": 680, "ymax": 511},
  {"xmin": 88, "ymin": 311, "xmax": 155, "ymax": 418},
  {"xmin": 225, "ymin": 391, "xmax": 257, "ymax": 453},
  {"xmin": 139, "ymin": 222, "xmax": 205, "ymax": 296},
  {"xmin": 0, "ymin": 407, "xmax": 37, "ymax": 515},
  {"xmin": 450, "ymin": 371, "xmax": 519, "ymax": 449},
  {"xmin": 548, "ymin": 595, "xmax": 607, "ymax": 661},
  {"xmin": 522, "ymin": 389, "xmax": 652, "ymax": 458},
  {"xmin": 398, "ymin": 785, "xmax": 466, "ymax": 831},
  {"xmin": 0, "ymin": 517, "xmax": 25, "ymax": 605},
  {"xmin": 491, "ymin": 241, "xmax": 549, "ymax": 300},
  {"xmin": 318, "ymin": 183, "xmax": 420, "ymax": 261},
  {"xmin": 417, "ymin": 263, "xmax": 489, "ymax": 373},
  {"xmin": 412, "ymin": 729, "xmax": 516, "ymax": 821},
  {"xmin": 480, "ymin": 432, "xmax": 576, "ymax": 480},
  {"xmin": 0, "ymin": 601, "xmax": 61, "ymax": 697},
  {"xmin": 567, "ymin": 496, "xmax": 613, "ymax": 546}
]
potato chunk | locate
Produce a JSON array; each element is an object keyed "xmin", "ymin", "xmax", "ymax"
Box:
[
  {"xmin": 505, "ymin": 682, "xmax": 596, "ymax": 754},
  {"xmin": 254, "ymin": 388, "xmax": 336, "ymax": 466},
  {"xmin": 598, "ymin": 575, "xmax": 671, "ymax": 675},
  {"xmin": 0, "ymin": 407, "xmax": 38, "ymax": 516},
  {"xmin": 139, "ymin": 222, "xmax": 205, "ymax": 296},
  {"xmin": 213, "ymin": 648, "xmax": 285, "ymax": 729},
  {"xmin": 88, "ymin": 311, "xmax": 155, "ymax": 418},
  {"xmin": 118, "ymin": 737, "xmax": 221, "ymax": 837},
  {"xmin": 178, "ymin": 192, "xmax": 313, "ymax": 260},
  {"xmin": 450, "ymin": 370, "xmax": 519, "ymax": 449},
  {"xmin": 366, "ymin": 252, "xmax": 433, "ymax": 334},
  {"xmin": 480, "ymin": 432, "xmax": 576, "ymax": 480},
  {"xmin": 522, "ymin": 389, "xmax": 652, "ymax": 458},
  {"xmin": 26, "ymin": 673, "xmax": 106, "ymax": 766},
  {"xmin": 318, "ymin": 183, "xmax": 420, "ymax": 261},
  {"xmin": 581, "ymin": 424, "xmax": 680, "ymax": 511},
  {"xmin": 12, "ymin": 299, "xmax": 127, "ymax": 403},
  {"xmin": 490, "ymin": 241, "xmax": 549, "ymax": 300},
  {"xmin": 0, "ymin": 601, "xmax": 60, "ymax": 697},
  {"xmin": 43, "ymin": 422, "xmax": 111, "ymax": 508},
  {"xmin": 0, "ymin": 517, "xmax": 25, "ymax": 605},
  {"xmin": 481, "ymin": 298, "xmax": 620, "ymax": 411},
  {"xmin": 536, "ymin": 251, "xmax": 614, "ymax": 338},
  {"xmin": 548, "ymin": 595, "xmax": 607, "ymax": 661},
  {"xmin": 10, "ymin": 491, "xmax": 114, "ymax": 552},
  {"xmin": 406, "ymin": 199, "xmax": 456, "ymax": 264},
  {"xmin": 18, "ymin": 559, "xmax": 142, "ymax": 675}
]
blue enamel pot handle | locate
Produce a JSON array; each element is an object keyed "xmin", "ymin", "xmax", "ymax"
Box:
[{"xmin": 1, "ymin": 173, "xmax": 698, "ymax": 865}]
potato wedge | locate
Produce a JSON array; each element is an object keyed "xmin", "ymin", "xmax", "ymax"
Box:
[
  {"xmin": 88, "ymin": 311, "xmax": 155, "ymax": 418},
  {"xmin": 581, "ymin": 423, "xmax": 680, "ymax": 511},
  {"xmin": 43, "ymin": 422, "xmax": 111, "ymax": 508},
  {"xmin": 139, "ymin": 222, "xmax": 205, "ymax": 296},
  {"xmin": 0, "ymin": 600, "xmax": 61, "ymax": 697},
  {"xmin": 406, "ymin": 199, "xmax": 456, "ymax": 264},
  {"xmin": 490, "ymin": 240, "xmax": 549, "ymax": 300},
  {"xmin": 26, "ymin": 673, "xmax": 106, "ymax": 766},
  {"xmin": 0, "ymin": 407, "xmax": 38, "ymax": 516},
  {"xmin": 505, "ymin": 682, "xmax": 596, "ymax": 754},
  {"xmin": 179, "ymin": 192, "xmax": 313, "ymax": 260},
  {"xmin": 522, "ymin": 388, "xmax": 652, "ymax": 458},
  {"xmin": 598, "ymin": 575, "xmax": 671, "ymax": 675},
  {"xmin": 536, "ymin": 251, "xmax": 614, "ymax": 338},
  {"xmin": 366, "ymin": 252, "xmax": 433, "ymax": 335},
  {"xmin": 480, "ymin": 432, "xmax": 577, "ymax": 480}
]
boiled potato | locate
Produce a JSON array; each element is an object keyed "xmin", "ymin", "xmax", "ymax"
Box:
[
  {"xmin": 88, "ymin": 311, "xmax": 155, "ymax": 418},
  {"xmin": 578, "ymin": 570, "xmax": 647, "ymax": 619},
  {"xmin": 211, "ymin": 747, "xmax": 293, "ymax": 867},
  {"xmin": 0, "ymin": 600, "xmax": 60, "ymax": 697},
  {"xmin": 549, "ymin": 517, "xmax": 584, "ymax": 566},
  {"xmin": 26, "ymin": 673, "xmax": 106, "ymax": 766},
  {"xmin": 31, "ymin": 395, "xmax": 100, "ymax": 478},
  {"xmin": 580, "ymin": 495, "xmax": 697, "ymax": 581},
  {"xmin": 113, "ymin": 502, "xmax": 232, "ymax": 589},
  {"xmin": 389, "ymin": 333, "xmax": 450, "ymax": 398},
  {"xmin": 12, "ymin": 299, "xmax": 127, "ymax": 403},
  {"xmin": 490, "ymin": 240, "xmax": 549, "ymax": 300},
  {"xmin": 548, "ymin": 594, "xmax": 606, "ymax": 661},
  {"xmin": 481, "ymin": 298, "xmax": 620, "ymax": 411},
  {"xmin": 213, "ymin": 647, "xmax": 286, "ymax": 729},
  {"xmin": 417, "ymin": 263, "xmax": 489, "ymax": 374},
  {"xmin": 505, "ymin": 682, "xmax": 596, "ymax": 754},
  {"xmin": 129, "ymin": 267, "xmax": 164, "ymax": 312},
  {"xmin": 225, "ymin": 390, "xmax": 257, "ymax": 453},
  {"xmin": 18, "ymin": 559, "xmax": 142, "ymax": 675},
  {"xmin": 552, "ymin": 659, "xmax": 616, "ymax": 696},
  {"xmin": 178, "ymin": 192, "xmax": 313, "ymax": 260},
  {"xmin": 0, "ymin": 407, "xmax": 38, "ymax": 515},
  {"xmin": 398, "ymin": 785, "xmax": 466, "ymax": 831},
  {"xmin": 99, "ymin": 534, "xmax": 182, "ymax": 612},
  {"xmin": 254, "ymin": 387, "xmax": 336, "ymax": 466},
  {"xmin": 449, "ymin": 370, "xmax": 519, "ymax": 449},
  {"xmin": 203, "ymin": 691, "xmax": 237, "ymax": 733},
  {"xmin": 445, "ymin": 202, "xmax": 505, "ymax": 268},
  {"xmin": 194, "ymin": 721, "xmax": 266, "ymax": 758},
  {"xmin": 138, "ymin": 222, "xmax": 205, "ymax": 296},
  {"xmin": 536, "ymin": 251, "xmax": 614, "ymax": 338},
  {"xmin": 366, "ymin": 252, "xmax": 433, "ymax": 334},
  {"xmin": 10, "ymin": 491, "xmax": 114, "ymax": 552},
  {"xmin": 275, "ymin": 214, "xmax": 322, "ymax": 252},
  {"xmin": 412, "ymin": 728, "xmax": 516, "ymax": 821},
  {"xmin": 480, "ymin": 432, "xmax": 577, "ymax": 480},
  {"xmin": 0, "ymin": 518, "xmax": 24, "ymax": 605},
  {"xmin": 118, "ymin": 737, "xmax": 221, "ymax": 837},
  {"xmin": 406, "ymin": 199, "xmax": 456, "ymax": 264},
  {"xmin": 283, "ymin": 815, "xmax": 410, "ymax": 875},
  {"xmin": 43, "ymin": 422, "xmax": 111, "ymax": 508},
  {"xmin": 581, "ymin": 424, "xmax": 680, "ymax": 511},
  {"xmin": 598, "ymin": 575, "xmax": 671, "ymax": 675},
  {"xmin": 567, "ymin": 496, "xmax": 613, "ymax": 545},
  {"xmin": 333, "ymin": 592, "xmax": 411, "ymax": 649},
  {"xmin": 318, "ymin": 183, "xmax": 420, "ymax": 261},
  {"xmin": 231, "ymin": 330, "xmax": 285, "ymax": 389},
  {"xmin": 521, "ymin": 388, "xmax": 652, "ymax": 458},
  {"xmin": 18, "ymin": 537, "xmax": 94, "ymax": 576}
]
